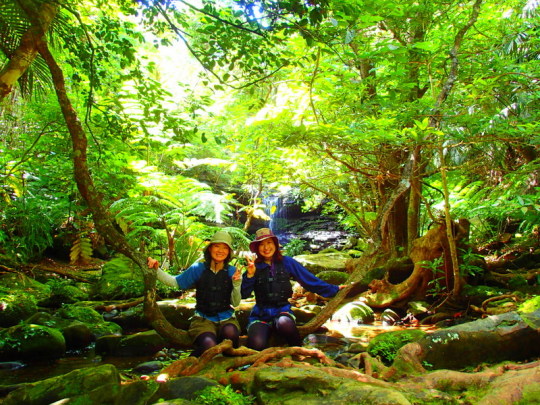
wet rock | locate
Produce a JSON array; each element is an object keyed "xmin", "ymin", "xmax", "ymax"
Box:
[
  {"xmin": 1, "ymin": 364, "xmax": 122, "ymax": 405},
  {"xmin": 0, "ymin": 361, "xmax": 25, "ymax": 370},
  {"xmin": 418, "ymin": 309, "xmax": 540, "ymax": 370},
  {"xmin": 294, "ymin": 252, "xmax": 351, "ymax": 275},
  {"xmin": 303, "ymin": 333, "xmax": 348, "ymax": 351},
  {"xmin": 367, "ymin": 329, "xmax": 427, "ymax": 365},
  {"xmin": 332, "ymin": 301, "xmax": 375, "ymax": 324},
  {"xmin": 149, "ymin": 376, "xmax": 218, "ymax": 403},
  {"xmin": 0, "ymin": 323, "xmax": 66, "ymax": 361},
  {"xmin": 132, "ymin": 360, "xmax": 164, "ymax": 374},
  {"xmin": 381, "ymin": 308, "xmax": 401, "ymax": 326},
  {"xmin": 95, "ymin": 329, "xmax": 167, "ymax": 357}
]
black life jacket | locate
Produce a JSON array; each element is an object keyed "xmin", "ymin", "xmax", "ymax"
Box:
[
  {"xmin": 195, "ymin": 266, "xmax": 232, "ymax": 316},
  {"xmin": 253, "ymin": 261, "xmax": 293, "ymax": 307}
]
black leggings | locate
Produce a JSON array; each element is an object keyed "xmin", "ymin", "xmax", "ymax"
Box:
[
  {"xmin": 247, "ymin": 314, "xmax": 302, "ymax": 351},
  {"xmin": 191, "ymin": 322, "xmax": 239, "ymax": 357}
]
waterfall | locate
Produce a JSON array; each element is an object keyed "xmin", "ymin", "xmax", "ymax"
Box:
[{"xmin": 263, "ymin": 195, "xmax": 283, "ymax": 232}]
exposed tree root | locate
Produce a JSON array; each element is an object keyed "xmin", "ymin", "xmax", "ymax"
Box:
[
  {"xmin": 163, "ymin": 340, "xmax": 342, "ymax": 378},
  {"xmin": 94, "ymin": 298, "xmax": 144, "ymax": 312}
]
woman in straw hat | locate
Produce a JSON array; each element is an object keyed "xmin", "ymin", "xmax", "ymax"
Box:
[
  {"xmin": 241, "ymin": 228, "xmax": 343, "ymax": 350},
  {"xmin": 147, "ymin": 230, "xmax": 242, "ymax": 356}
]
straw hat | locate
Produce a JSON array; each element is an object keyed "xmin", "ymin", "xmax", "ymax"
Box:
[{"xmin": 249, "ymin": 228, "xmax": 279, "ymax": 253}]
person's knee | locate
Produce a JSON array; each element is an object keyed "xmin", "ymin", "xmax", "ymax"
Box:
[
  {"xmin": 220, "ymin": 323, "xmax": 240, "ymax": 346},
  {"xmin": 221, "ymin": 323, "xmax": 239, "ymax": 337},
  {"xmin": 197, "ymin": 332, "xmax": 218, "ymax": 347},
  {"xmin": 247, "ymin": 322, "xmax": 270, "ymax": 350},
  {"xmin": 275, "ymin": 315, "xmax": 296, "ymax": 330}
]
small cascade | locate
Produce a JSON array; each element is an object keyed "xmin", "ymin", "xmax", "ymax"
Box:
[
  {"xmin": 263, "ymin": 195, "xmax": 293, "ymax": 234},
  {"xmin": 261, "ymin": 194, "xmax": 354, "ymax": 251}
]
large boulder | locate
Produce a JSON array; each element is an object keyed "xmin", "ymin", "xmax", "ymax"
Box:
[
  {"xmin": 0, "ymin": 274, "xmax": 51, "ymax": 327},
  {"xmin": 331, "ymin": 301, "xmax": 375, "ymax": 324},
  {"xmin": 0, "ymin": 324, "xmax": 66, "ymax": 361},
  {"xmin": 395, "ymin": 309, "xmax": 540, "ymax": 371},
  {"xmin": 294, "ymin": 252, "xmax": 351, "ymax": 275},
  {"xmin": 1, "ymin": 364, "xmax": 123, "ymax": 405},
  {"xmin": 95, "ymin": 330, "xmax": 167, "ymax": 356},
  {"xmin": 0, "ymin": 291, "xmax": 38, "ymax": 328},
  {"xmin": 249, "ymin": 366, "xmax": 411, "ymax": 405},
  {"xmin": 149, "ymin": 376, "xmax": 218, "ymax": 403}
]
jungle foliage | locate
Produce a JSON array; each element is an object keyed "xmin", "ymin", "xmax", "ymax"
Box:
[{"xmin": 0, "ymin": 0, "xmax": 538, "ymax": 271}]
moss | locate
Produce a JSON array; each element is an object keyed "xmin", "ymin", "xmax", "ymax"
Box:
[
  {"xmin": 56, "ymin": 304, "xmax": 103, "ymax": 324},
  {"xmin": 0, "ymin": 291, "xmax": 38, "ymax": 327},
  {"xmin": 519, "ymin": 295, "xmax": 540, "ymax": 313},
  {"xmin": 317, "ymin": 270, "xmax": 349, "ymax": 285},
  {"xmin": 518, "ymin": 382, "xmax": 540, "ymax": 404},
  {"xmin": 367, "ymin": 329, "xmax": 426, "ymax": 365}
]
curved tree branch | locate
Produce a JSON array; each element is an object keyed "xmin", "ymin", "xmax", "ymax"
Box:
[
  {"xmin": 35, "ymin": 28, "xmax": 191, "ymax": 347},
  {"xmin": 0, "ymin": 0, "xmax": 57, "ymax": 100}
]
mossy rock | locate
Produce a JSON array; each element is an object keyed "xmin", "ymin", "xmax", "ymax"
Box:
[
  {"xmin": 0, "ymin": 274, "xmax": 51, "ymax": 307},
  {"xmin": 294, "ymin": 252, "xmax": 350, "ymax": 274},
  {"xmin": 41, "ymin": 281, "xmax": 89, "ymax": 306},
  {"xmin": 0, "ymin": 323, "xmax": 66, "ymax": 360},
  {"xmin": 1, "ymin": 364, "xmax": 122, "ymax": 405},
  {"xmin": 318, "ymin": 247, "xmax": 339, "ymax": 254},
  {"xmin": 90, "ymin": 321, "xmax": 123, "ymax": 338},
  {"xmin": 519, "ymin": 295, "xmax": 540, "ymax": 314},
  {"xmin": 96, "ymin": 330, "xmax": 167, "ymax": 356},
  {"xmin": 367, "ymin": 329, "xmax": 426, "ymax": 365},
  {"xmin": 56, "ymin": 304, "xmax": 104, "ymax": 324},
  {"xmin": 332, "ymin": 301, "xmax": 375, "ymax": 324},
  {"xmin": 463, "ymin": 284, "xmax": 510, "ymax": 303},
  {"xmin": 0, "ymin": 291, "xmax": 38, "ymax": 327},
  {"xmin": 316, "ymin": 270, "xmax": 349, "ymax": 285}
]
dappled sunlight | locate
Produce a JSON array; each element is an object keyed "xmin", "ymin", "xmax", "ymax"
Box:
[{"xmin": 324, "ymin": 319, "xmax": 436, "ymax": 340}]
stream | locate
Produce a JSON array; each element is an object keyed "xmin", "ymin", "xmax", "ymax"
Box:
[{"xmin": 0, "ymin": 317, "xmax": 433, "ymax": 388}]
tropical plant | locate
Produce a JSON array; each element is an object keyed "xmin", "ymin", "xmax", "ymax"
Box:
[
  {"xmin": 283, "ymin": 238, "xmax": 307, "ymax": 256},
  {"xmin": 194, "ymin": 384, "xmax": 254, "ymax": 405}
]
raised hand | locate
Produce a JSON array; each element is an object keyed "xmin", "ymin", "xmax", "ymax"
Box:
[
  {"xmin": 232, "ymin": 266, "xmax": 242, "ymax": 281},
  {"xmin": 147, "ymin": 257, "xmax": 159, "ymax": 269},
  {"xmin": 246, "ymin": 256, "xmax": 256, "ymax": 278}
]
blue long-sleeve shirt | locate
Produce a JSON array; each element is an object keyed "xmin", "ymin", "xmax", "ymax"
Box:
[
  {"xmin": 241, "ymin": 256, "xmax": 339, "ymax": 323},
  {"xmin": 174, "ymin": 261, "xmax": 240, "ymax": 322}
]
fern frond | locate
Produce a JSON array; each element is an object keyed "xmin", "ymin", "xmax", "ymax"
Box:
[{"xmin": 70, "ymin": 237, "xmax": 93, "ymax": 264}]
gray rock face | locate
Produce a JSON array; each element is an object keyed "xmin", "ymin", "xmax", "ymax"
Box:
[
  {"xmin": 294, "ymin": 252, "xmax": 351, "ymax": 274},
  {"xmin": 416, "ymin": 310, "xmax": 540, "ymax": 370}
]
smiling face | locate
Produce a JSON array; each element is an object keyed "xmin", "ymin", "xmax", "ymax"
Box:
[
  {"xmin": 257, "ymin": 238, "xmax": 277, "ymax": 261},
  {"xmin": 208, "ymin": 242, "xmax": 230, "ymax": 264}
]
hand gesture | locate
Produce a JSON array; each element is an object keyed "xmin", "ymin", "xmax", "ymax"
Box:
[
  {"xmin": 147, "ymin": 257, "xmax": 159, "ymax": 270},
  {"xmin": 246, "ymin": 255, "xmax": 256, "ymax": 278},
  {"xmin": 232, "ymin": 266, "xmax": 242, "ymax": 281}
]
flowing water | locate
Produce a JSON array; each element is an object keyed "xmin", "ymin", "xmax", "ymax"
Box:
[{"xmin": 0, "ymin": 348, "xmax": 155, "ymax": 386}]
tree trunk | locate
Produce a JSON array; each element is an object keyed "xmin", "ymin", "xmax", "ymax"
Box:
[
  {"xmin": 0, "ymin": 0, "xmax": 57, "ymax": 100},
  {"xmin": 35, "ymin": 32, "xmax": 191, "ymax": 347}
]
